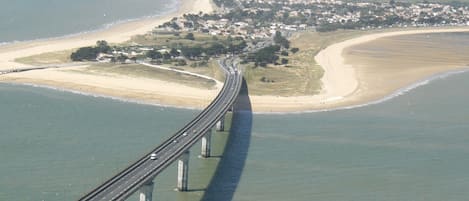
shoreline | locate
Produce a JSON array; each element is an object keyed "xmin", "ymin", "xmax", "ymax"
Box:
[
  {"xmin": 4, "ymin": 66, "xmax": 468, "ymax": 114},
  {"xmin": 0, "ymin": 0, "xmax": 214, "ymax": 70},
  {"xmin": 0, "ymin": 0, "xmax": 220, "ymax": 109},
  {"xmin": 1, "ymin": 2, "xmax": 469, "ymax": 112},
  {"xmin": 1, "ymin": 81, "xmax": 205, "ymax": 111},
  {"xmin": 248, "ymin": 27, "xmax": 469, "ymax": 113},
  {"xmin": 252, "ymin": 67, "xmax": 469, "ymax": 114},
  {"xmin": 0, "ymin": 1, "xmax": 180, "ymax": 47}
]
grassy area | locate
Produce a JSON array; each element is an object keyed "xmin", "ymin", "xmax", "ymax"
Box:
[
  {"xmin": 19, "ymin": 27, "xmax": 455, "ymax": 97},
  {"xmin": 128, "ymin": 31, "xmax": 226, "ymax": 48},
  {"xmin": 14, "ymin": 31, "xmax": 226, "ymax": 87},
  {"xmin": 129, "ymin": 31, "xmax": 227, "ymax": 81},
  {"xmin": 15, "ymin": 49, "xmax": 74, "ymax": 65},
  {"xmin": 63, "ymin": 63, "xmax": 217, "ymax": 89},
  {"xmin": 243, "ymin": 26, "xmax": 463, "ymax": 96},
  {"xmin": 179, "ymin": 59, "xmax": 225, "ymax": 82},
  {"xmin": 244, "ymin": 64, "xmax": 321, "ymax": 96},
  {"xmin": 243, "ymin": 29, "xmax": 371, "ymax": 96}
]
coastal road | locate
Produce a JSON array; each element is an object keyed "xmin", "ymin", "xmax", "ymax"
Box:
[{"xmin": 77, "ymin": 58, "xmax": 242, "ymax": 201}]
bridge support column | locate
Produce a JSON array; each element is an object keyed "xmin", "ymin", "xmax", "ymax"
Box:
[
  {"xmin": 177, "ymin": 150, "xmax": 190, "ymax": 191},
  {"xmin": 139, "ymin": 181, "xmax": 154, "ymax": 201},
  {"xmin": 201, "ymin": 129, "xmax": 212, "ymax": 158},
  {"xmin": 216, "ymin": 115, "xmax": 225, "ymax": 131}
]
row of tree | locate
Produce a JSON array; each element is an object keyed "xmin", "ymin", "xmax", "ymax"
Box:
[
  {"xmin": 70, "ymin": 40, "xmax": 111, "ymax": 61},
  {"xmin": 242, "ymin": 32, "xmax": 296, "ymax": 67},
  {"xmin": 165, "ymin": 39, "xmax": 247, "ymax": 60},
  {"xmin": 273, "ymin": 31, "xmax": 290, "ymax": 49},
  {"xmin": 71, "ymin": 36, "xmax": 247, "ymax": 63},
  {"xmin": 244, "ymin": 45, "xmax": 296, "ymax": 67}
]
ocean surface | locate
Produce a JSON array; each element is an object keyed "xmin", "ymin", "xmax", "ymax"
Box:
[
  {"xmin": 0, "ymin": 0, "xmax": 178, "ymax": 43},
  {"xmin": 1, "ymin": 68, "xmax": 469, "ymax": 201},
  {"xmin": 1, "ymin": 2, "xmax": 469, "ymax": 200}
]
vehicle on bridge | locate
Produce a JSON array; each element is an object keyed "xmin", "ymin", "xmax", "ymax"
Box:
[{"xmin": 77, "ymin": 58, "xmax": 241, "ymax": 201}]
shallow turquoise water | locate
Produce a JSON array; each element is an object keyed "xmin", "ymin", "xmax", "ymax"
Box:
[{"xmin": 0, "ymin": 0, "xmax": 177, "ymax": 43}]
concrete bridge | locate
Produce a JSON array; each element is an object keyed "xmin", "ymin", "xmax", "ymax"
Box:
[
  {"xmin": 0, "ymin": 63, "xmax": 86, "ymax": 75},
  {"xmin": 77, "ymin": 58, "xmax": 243, "ymax": 201}
]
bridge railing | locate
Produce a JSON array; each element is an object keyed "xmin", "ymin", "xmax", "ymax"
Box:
[{"xmin": 77, "ymin": 58, "xmax": 239, "ymax": 201}]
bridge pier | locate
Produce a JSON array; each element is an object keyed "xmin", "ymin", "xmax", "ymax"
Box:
[
  {"xmin": 177, "ymin": 150, "xmax": 190, "ymax": 191},
  {"xmin": 201, "ymin": 129, "xmax": 212, "ymax": 158},
  {"xmin": 139, "ymin": 181, "xmax": 154, "ymax": 201},
  {"xmin": 216, "ymin": 115, "xmax": 225, "ymax": 131}
]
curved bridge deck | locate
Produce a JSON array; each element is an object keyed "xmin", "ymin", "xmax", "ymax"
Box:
[{"xmin": 78, "ymin": 59, "xmax": 242, "ymax": 201}]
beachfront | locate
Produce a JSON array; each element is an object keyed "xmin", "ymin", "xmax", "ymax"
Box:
[
  {"xmin": 0, "ymin": 0, "xmax": 220, "ymax": 109},
  {"xmin": 1, "ymin": 0, "xmax": 469, "ymax": 112},
  {"xmin": 249, "ymin": 28, "xmax": 469, "ymax": 113}
]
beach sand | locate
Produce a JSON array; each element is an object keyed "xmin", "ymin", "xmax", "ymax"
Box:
[
  {"xmin": 3, "ymin": 66, "xmax": 219, "ymax": 109},
  {"xmin": 0, "ymin": 0, "xmax": 213, "ymax": 70},
  {"xmin": 1, "ymin": 2, "xmax": 469, "ymax": 112},
  {"xmin": 249, "ymin": 28, "xmax": 469, "ymax": 112},
  {"xmin": 0, "ymin": 0, "xmax": 219, "ymax": 108}
]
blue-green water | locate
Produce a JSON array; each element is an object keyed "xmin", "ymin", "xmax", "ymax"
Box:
[
  {"xmin": 242, "ymin": 71, "xmax": 469, "ymax": 201},
  {"xmin": 0, "ymin": 0, "xmax": 177, "ymax": 43},
  {"xmin": 1, "ymin": 2, "xmax": 469, "ymax": 199},
  {"xmin": 1, "ymin": 70, "xmax": 469, "ymax": 201}
]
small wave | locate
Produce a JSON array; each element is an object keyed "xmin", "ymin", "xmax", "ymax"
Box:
[
  {"xmin": 0, "ymin": 0, "xmax": 179, "ymax": 46},
  {"xmin": 5, "ymin": 82, "xmax": 201, "ymax": 111},
  {"xmin": 0, "ymin": 41, "xmax": 11, "ymax": 46},
  {"xmin": 256, "ymin": 67, "xmax": 469, "ymax": 115}
]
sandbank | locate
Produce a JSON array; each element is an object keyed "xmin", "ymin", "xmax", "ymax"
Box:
[
  {"xmin": 0, "ymin": 0, "xmax": 219, "ymax": 108},
  {"xmin": 2, "ymin": 66, "xmax": 219, "ymax": 109},
  {"xmin": 0, "ymin": 0, "xmax": 213, "ymax": 70},
  {"xmin": 2, "ymin": 3, "xmax": 469, "ymax": 112},
  {"xmin": 250, "ymin": 28, "xmax": 469, "ymax": 112}
]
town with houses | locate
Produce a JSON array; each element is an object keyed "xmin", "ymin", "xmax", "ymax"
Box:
[
  {"xmin": 72, "ymin": 0, "xmax": 469, "ymax": 66},
  {"xmin": 166, "ymin": 0, "xmax": 469, "ymax": 36}
]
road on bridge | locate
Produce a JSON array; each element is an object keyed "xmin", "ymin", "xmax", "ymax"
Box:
[{"xmin": 78, "ymin": 58, "xmax": 243, "ymax": 201}]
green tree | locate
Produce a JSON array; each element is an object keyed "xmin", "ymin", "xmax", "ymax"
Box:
[
  {"xmin": 281, "ymin": 58, "xmax": 289, "ymax": 65},
  {"xmin": 146, "ymin": 50, "xmax": 162, "ymax": 59},
  {"xmin": 96, "ymin": 40, "xmax": 111, "ymax": 53},
  {"xmin": 206, "ymin": 43, "xmax": 226, "ymax": 55},
  {"xmin": 162, "ymin": 52, "xmax": 172, "ymax": 60},
  {"xmin": 70, "ymin": 47, "xmax": 99, "ymax": 61},
  {"xmin": 171, "ymin": 22, "xmax": 181, "ymax": 30},
  {"xmin": 290, "ymin": 47, "xmax": 300, "ymax": 54},
  {"xmin": 116, "ymin": 54, "xmax": 128, "ymax": 63},
  {"xmin": 170, "ymin": 48, "xmax": 180, "ymax": 57},
  {"xmin": 181, "ymin": 46, "xmax": 203, "ymax": 59},
  {"xmin": 185, "ymin": 33, "xmax": 195, "ymax": 40},
  {"xmin": 273, "ymin": 31, "xmax": 290, "ymax": 49},
  {"xmin": 251, "ymin": 45, "xmax": 280, "ymax": 66}
]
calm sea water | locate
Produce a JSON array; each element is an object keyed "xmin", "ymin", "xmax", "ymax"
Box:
[
  {"xmin": 1, "ymin": 69, "xmax": 469, "ymax": 201},
  {"xmin": 241, "ymin": 71, "xmax": 469, "ymax": 201},
  {"xmin": 1, "ymin": 3, "xmax": 469, "ymax": 200},
  {"xmin": 0, "ymin": 0, "xmax": 178, "ymax": 43}
]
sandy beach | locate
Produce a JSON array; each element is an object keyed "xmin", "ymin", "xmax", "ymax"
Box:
[
  {"xmin": 249, "ymin": 28, "xmax": 469, "ymax": 112},
  {"xmin": 0, "ymin": 0, "xmax": 220, "ymax": 108},
  {"xmin": 1, "ymin": 1, "xmax": 469, "ymax": 112},
  {"xmin": 0, "ymin": 0, "xmax": 213, "ymax": 70}
]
